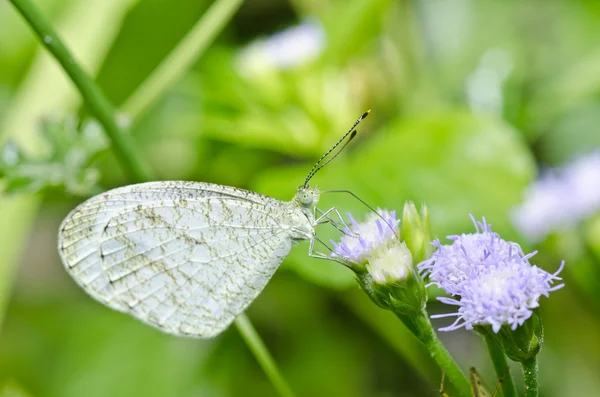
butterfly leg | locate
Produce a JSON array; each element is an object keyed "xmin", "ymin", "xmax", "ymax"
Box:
[
  {"xmin": 308, "ymin": 207, "xmax": 357, "ymax": 266},
  {"xmin": 328, "ymin": 208, "xmax": 360, "ymax": 237},
  {"xmin": 315, "ymin": 207, "xmax": 357, "ymax": 237},
  {"xmin": 491, "ymin": 378, "xmax": 503, "ymax": 397},
  {"xmin": 439, "ymin": 372, "xmax": 451, "ymax": 397},
  {"xmin": 307, "ymin": 236, "xmax": 350, "ymax": 266},
  {"xmin": 308, "ymin": 235, "xmax": 332, "ymax": 259}
]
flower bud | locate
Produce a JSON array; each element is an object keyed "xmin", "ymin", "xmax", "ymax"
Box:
[
  {"xmin": 366, "ymin": 242, "xmax": 412, "ymax": 284},
  {"xmin": 477, "ymin": 311, "xmax": 544, "ymax": 362},
  {"xmin": 401, "ymin": 202, "xmax": 432, "ymax": 264},
  {"xmin": 357, "ymin": 242, "xmax": 427, "ymax": 315}
]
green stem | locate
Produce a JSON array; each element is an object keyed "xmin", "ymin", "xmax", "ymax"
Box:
[
  {"xmin": 522, "ymin": 357, "xmax": 539, "ymax": 397},
  {"xmin": 398, "ymin": 310, "xmax": 471, "ymax": 397},
  {"xmin": 9, "ymin": 0, "xmax": 152, "ymax": 182},
  {"xmin": 122, "ymin": 0, "xmax": 244, "ymax": 119},
  {"xmin": 482, "ymin": 331, "xmax": 518, "ymax": 397},
  {"xmin": 234, "ymin": 314, "xmax": 296, "ymax": 397},
  {"xmin": 341, "ymin": 291, "xmax": 437, "ymax": 385}
]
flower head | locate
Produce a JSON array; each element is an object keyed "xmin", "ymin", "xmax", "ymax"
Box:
[
  {"xmin": 330, "ymin": 210, "xmax": 399, "ymax": 265},
  {"xmin": 329, "ymin": 205, "xmax": 428, "ymax": 315},
  {"xmin": 419, "ymin": 217, "xmax": 525, "ymax": 295},
  {"xmin": 419, "ymin": 216, "xmax": 565, "ymax": 333}
]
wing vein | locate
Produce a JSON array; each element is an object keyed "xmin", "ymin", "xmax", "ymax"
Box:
[{"xmin": 152, "ymin": 229, "xmax": 282, "ymax": 331}]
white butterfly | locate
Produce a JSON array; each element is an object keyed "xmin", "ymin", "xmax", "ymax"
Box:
[{"xmin": 58, "ymin": 111, "xmax": 369, "ymax": 338}]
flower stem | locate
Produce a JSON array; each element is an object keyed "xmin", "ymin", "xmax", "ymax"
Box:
[
  {"xmin": 341, "ymin": 291, "xmax": 438, "ymax": 385},
  {"xmin": 482, "ymin": 331, "xmax": 518, "ymax": 397},
  {"xmin": 8, "ymin": 0, "xmax": 153, "ymax": 182},
  {"xmin": 397, "ymin": 310, "xmax": 471, "ymax": 397},
  {"xmin": 522, "ymin": 357, "xmax": 539, "ymax": 397},
  {"xmin": 234, "ymin": 314, "xmax": 296, "ymax": 397},
  {"xmin": 121, "ymin": 0, "xmax": 244, "ymax": 119}
]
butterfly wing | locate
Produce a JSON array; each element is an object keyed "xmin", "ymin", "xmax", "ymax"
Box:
[{"xmin": 58, "ymin": 181, "xmax": 311, "ymax": 337}]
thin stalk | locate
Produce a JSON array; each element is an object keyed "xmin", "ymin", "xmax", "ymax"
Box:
[
  {"xmin": 482, "ymin": 331, "xmax": 518, "ymax": 397},
  {"xmin": 9, "ymin": 0, "xmax": 152, "ymax": 182},
  {"xmin": 398, "ymin": 310, "xmax": 471, "ymax": 397},
  {"xmin": 234, "ymin": 314, "xmax": 296, "ymax": 397},
  {"xmin": 522, "ymin": 357, "xmax": 539, "ymax": 397},
  {"xmin": 341, "ymin": 291, "xmax": 437, "ymax": 385},
  {"xmin": 121, "ymin": 0, "xmax": 244, "ymax": 119}
]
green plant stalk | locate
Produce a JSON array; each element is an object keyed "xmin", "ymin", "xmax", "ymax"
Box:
[
  {"xmin": 482, "ymin": 331, "xmax": 518, "ymax": 397},
  {"xmin": 9, "ymin": 1, "xmax": 294, "ymax": 395},
  {"xmin": 522, "ymin": 357, "xmax": 539, "ymax": 397},
  {"xmin": 121, "ymin": 0, "xmax": 244, "ymax": 119},
  {"xmin": 341, "ymin": 291, "xmax": 438, "ymax": 385},
  {"xmin": 234, "ymin": 314, "xmax": 296, "ymax": 397},
  {"xmin": 397, "ymin": 310, "xmax": 471, "ymax": 397},
  {"xmin": 9, "ymin": 0, "xmax": 152, "ymax": 182}
]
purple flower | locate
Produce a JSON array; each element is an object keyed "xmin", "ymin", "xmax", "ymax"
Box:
[
  {"xmin": 419, "ymin": 215, "xmax": 565, "ymax": 333},
  {"xmin": 419, "ymin": 217, "xmax": 526, "ymax": 295},
  {"xmin": 330, "ymin": 210, "xmax": 399, "ymax": 264},
  {"xmin": 329, "ymin": 207, "xmax": 427, "ymax": 315},
  {"xmin": 512, "ymin": 150, "xmax": 600, "ymax": 242}
]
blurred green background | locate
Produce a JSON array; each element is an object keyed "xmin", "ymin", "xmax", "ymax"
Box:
[{"xmin": 1, "ymin": 0, "xmax": 600, "ymax": 396}]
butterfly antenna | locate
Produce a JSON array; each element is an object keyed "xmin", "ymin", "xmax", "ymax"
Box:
[
  {"xmin": 307, "ymin": 130, "xmax": 357, "ymax": 182},
  {"xmin": 303, "ymin": 110, "xmax": 370, "ymax": 188}
]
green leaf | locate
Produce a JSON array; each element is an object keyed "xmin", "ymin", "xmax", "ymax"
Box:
[{"xmin": 196, "ymin": 49, "xmax": 365, "ymax": 157}]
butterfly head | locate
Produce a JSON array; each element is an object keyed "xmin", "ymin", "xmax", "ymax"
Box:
[{"xmin": 295, "ymin": 185, "xmax": 320, "ymax": 208}]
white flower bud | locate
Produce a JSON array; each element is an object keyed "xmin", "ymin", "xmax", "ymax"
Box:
[{"xmin": 366, "ymin": 242, "xmax": 413, "ymax": 284}]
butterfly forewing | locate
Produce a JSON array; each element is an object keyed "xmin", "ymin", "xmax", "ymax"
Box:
[{"xmin": 59, "ymin": 181, "xmax": 314, "ymax": 337}]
